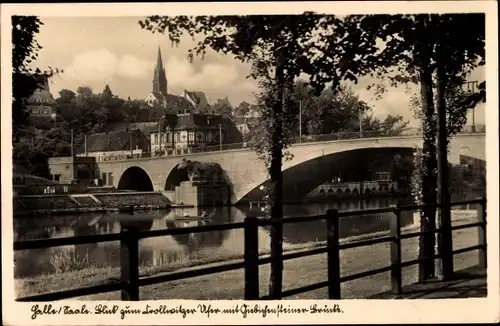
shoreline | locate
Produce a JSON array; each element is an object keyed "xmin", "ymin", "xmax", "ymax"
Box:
[{"xmin": 13, "ymin": 204, "xmax": 172, "ymax": 217}]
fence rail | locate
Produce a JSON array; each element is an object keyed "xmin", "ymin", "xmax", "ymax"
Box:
[{"xmin": 14, "ymin": 197, "xmax": 487, "ymax": 301}]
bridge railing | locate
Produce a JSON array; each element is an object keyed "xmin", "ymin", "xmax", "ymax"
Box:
[
  {"xmin": 92, "ymin": 124, "xmax": 485, "ymax": 161},
  {"xmin": 14, "ymin": 197, "xmax": 486, "ymax": 301}
]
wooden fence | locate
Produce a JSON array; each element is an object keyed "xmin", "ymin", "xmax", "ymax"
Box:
[{"xmin": 14, "ymin": 198, "xmax": 486, "ymax": 301}]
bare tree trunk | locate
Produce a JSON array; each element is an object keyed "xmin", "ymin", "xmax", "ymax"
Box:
[
  {"xmin": 418, "ymin": 64, "xmax": 438, "ymax": 281},
  {"xmin": 268, "ymin": 54, "xmax": 285, "ymax": 299},
  {"xmin": 435, "ymin": 63, "xmax": 454, "ymax": 280}
]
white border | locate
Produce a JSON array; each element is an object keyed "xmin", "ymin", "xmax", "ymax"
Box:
[{"xmin": 1, "ymin": 1, "xmax": 499, "ymax": 325}]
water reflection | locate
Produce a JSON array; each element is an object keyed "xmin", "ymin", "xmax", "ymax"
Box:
[
  {"xmin": 238, "ymin": 197, "xmax": 414, "ymax": 244},
  {"xmin": 164, "ymin": 207, "xmax": 232, "ymax": 253},
  {"xmin": 14, "ymin": 198, "xmax": 414, "ymax": 278}
]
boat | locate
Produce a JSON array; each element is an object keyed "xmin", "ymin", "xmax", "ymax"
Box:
[{"xmin": 175, "ymin": 208, "xmax": 216, "ymax": 221}]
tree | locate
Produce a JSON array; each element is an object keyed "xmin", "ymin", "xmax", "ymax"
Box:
[
  {"xmin": 12, "ymin": 16, "xmax": 61, "ymax": 144},
  {"xmin": 304, "ymin": 13, "xmax": 485, "ymax": 280},
  {"xmin": 12, "ymin": 16, "xmax": 62, "ymax": 177},
  {"xmin": 234, "ymin": 101, "xmax": 251, "ymax": 117},
  {"xmin": 139, "ymin": 14, "xmax": 364, "ymax": 298},
  {"xmin": 363, "ymin": 114, "xmax": 410, "ymax": 137},
  {"xmin": 57, "ymin": 89, "xmax": 76, "ymax": 102},
  {"xmin": 121, "ymin": 99, "xmax": 149, "ymax": 122},
  {"xmin": 331, "ymin": 14, "xmax": 485, "ymax": 280},
  {"xmin": 139, "ymin": 12, "xmax": 484, "ymax": 294},
  {"xmin": 250, "ymin": 80, "xmax": 409, "ymax": 140},
  {"xmin": 430, "ymin": 14, "xmax": 485, "ymax": 278},
  {"xmin": 284, "ymin": 83, "xmax": 373, "ymax": 136},
  {"xmin": 315, "ymin": 17, "xmax": 439, "ymax": 280}
]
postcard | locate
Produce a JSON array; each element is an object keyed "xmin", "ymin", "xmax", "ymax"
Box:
[{"xmin": 1, "ymin": 1, "xmax": 499, "ymax": 325}]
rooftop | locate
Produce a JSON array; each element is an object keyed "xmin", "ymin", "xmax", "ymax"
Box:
[{"xmin": 75, "ymin": 129, "xmax": 145, "ymax": 154}]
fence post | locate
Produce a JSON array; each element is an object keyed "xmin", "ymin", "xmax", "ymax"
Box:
[
  {"xmin": 120, "ymin": 226, "xmax": 140, "ymax": 301},
  {"xmin": 390, "ymin": 203, "xmax": 402, "ymax": 294},
  {"xmin": 244, "ymin": 217, "xmax": 259, "ymax": 300},
  {"xmin": 326, "ymin": 209, "xmax": 341, "ymax": 299},
  {"xmin": 478, "ymin": 197, "xmax": 487, "ymax": 269}
]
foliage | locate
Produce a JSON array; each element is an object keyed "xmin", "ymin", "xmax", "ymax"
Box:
[
  {"xmin": 234, "ymin": 101, "xmax": 251, "ymax": 117},
  {"xmin": 317, "ymin": 13, "xmax": 485, "ymax": 280},
  {"xmin": 248, "ymin": 80, "xmax": 410, "ymax": 143},
  {"xmin": 11, "ymin": 16, "xmax": 61, "ymax": 143},
  {"xmin": 409, "ymin": 83, "xmax": 483, "ymax": 148},
  {"xmin": 16, "ymin": 82, "xmax": 150, "ymax": 176},
  {"xmin": 12, "ymin": 16, "xmax": 64, "ymax": 175},
  {"xmin": 139, "ymin": 13, "xmax": 377, "ymax": 297}
]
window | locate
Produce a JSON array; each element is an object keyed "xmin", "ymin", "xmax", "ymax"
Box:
[
  {"xmin": 197, "ymin": 132, "xmax": 203, "ymax": 142},
  {"xmin": 102, "ymin": 173, "xmax": 107, "ymax": 185},
  {"xmin": 188, "ymin": 131, "xmax": 195, "ymax": 142}
]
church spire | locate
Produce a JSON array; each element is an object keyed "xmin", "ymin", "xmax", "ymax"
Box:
[
  {"xmin": 152, "ymin": 46, "xmax": 168, "ymax": 96},
  {"xmin": 156, "ymin": 46, "xmax": 163, "ymax": 70},
  {"xmin": 103, "ymin": 84, "xmax": 113, "ymax": 97}
]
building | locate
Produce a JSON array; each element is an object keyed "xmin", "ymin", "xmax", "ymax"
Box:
[
  {"xmin": 25, "ymin": 75, "xmax": 62, "ymax": 129},
  {"xmin": 145, "ymin": 47, "xmax": 193, "ymax": 112},
  {"xmin": 145, "ymin": 47, "xmax": 169, "ymax": 107},
  {"xmin": 150, "ymin": 112, "xmax": 243, "ymax": 155},
  {"xmin": 145, "ymin": 47, "xmax": 226, "ymax": 115},
  {"xmin": 184, "ymin": 90, "xmax": 210, "ymax": 112},
  {"xmin": 47, "ymin": 156, "xmax": 97, "ymax": 185},
  {"xmin": 75, "ymin": 129, "xmax": 151, "ymax": 160},
  {"xmin": 110, "ymin": 121, "xmax": 160, "ymax": 138},
  {"xmin": 233, "ymin": 116, "xmax": 260, "ymax": 140}
]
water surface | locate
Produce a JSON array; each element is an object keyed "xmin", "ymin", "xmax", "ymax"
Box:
[{"xmin": 14, "ymin": 198, "xmax": 415, "ymax": 278}]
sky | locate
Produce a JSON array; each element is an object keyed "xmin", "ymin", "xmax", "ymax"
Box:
[{"xmin": 33, "ymin": 16, "xmax": 486, "ymax": 127}]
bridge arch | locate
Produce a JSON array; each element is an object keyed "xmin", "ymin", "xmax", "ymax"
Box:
[
  {"xmin": 164, "ymin": 164, "xmax": 189, "ymax": 191},
  {"xmin": 164, "ymin": 161, "xmax": 235, "ymax": 196},
  {"xmin": 117, "ymin": 166, "xmax": 154, "ymax": 191},
  {"xmin": 237, "ymin": 147, "xmax": 415, "ymax": 204}
]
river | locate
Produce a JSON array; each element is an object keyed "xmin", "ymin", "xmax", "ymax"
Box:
[{"xmin": 14, "ymin": 197, "xmax": 417, "ymax": 278}]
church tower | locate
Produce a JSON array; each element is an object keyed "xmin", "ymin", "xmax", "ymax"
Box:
[{"xmin": 152, "ymin": 47, "xmax": 168, "ymax": 96}]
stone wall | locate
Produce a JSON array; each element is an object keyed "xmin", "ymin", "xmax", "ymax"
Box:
[
  {"xmin": 175, "ymin": 181, "xmax": 230, "ymax": 207},
  {"xmin": 14, "ymin": 192, "xmax": 171, "ymax": 214},
  {"xmin": 93, "ymin": 193, "xmax": 170, "ymax": 208}
]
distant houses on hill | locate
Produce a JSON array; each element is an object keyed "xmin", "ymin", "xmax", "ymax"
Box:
[{"xmin": 20, "ymin": 46, "xmax": 264, "ymax": 161}]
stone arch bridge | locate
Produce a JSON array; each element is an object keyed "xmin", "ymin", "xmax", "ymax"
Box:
[{"xmin": 95, "ymin": 133, "xmax": 485, "ymax": 205}]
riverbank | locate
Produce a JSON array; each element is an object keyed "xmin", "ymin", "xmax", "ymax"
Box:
[
  {"xmin": 14, "ymin": 192, "xmax": 174, "ymax": 217},
  {"xmin": 15, "ymin": 219, "xmax": 480, "ymax": 300},
  {"xmin": 13, "ymin": 205, "xmax": 170, "ymax": 217}
]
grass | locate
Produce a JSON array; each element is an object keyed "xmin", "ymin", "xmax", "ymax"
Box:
[{"xmin": 15, "ymin": 219, "xmax": 481, "ymax": 300}]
